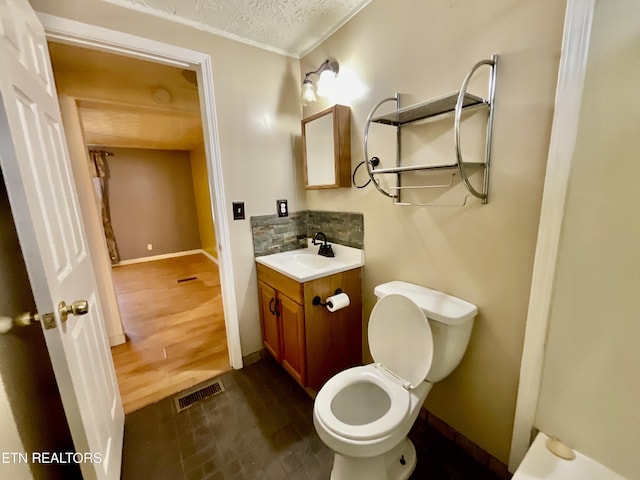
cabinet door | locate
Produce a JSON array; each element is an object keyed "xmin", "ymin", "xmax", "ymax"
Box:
[
  {"xmin": 278, "ymin": 294, "xmax": 306, "ymax": 386},
  {"xmin": 304, "ymin": 268, "xmax": 363, "ymax": 391},
  {"xmin": 258, "ymin": 281, "xmax": 280, "ymax": 361}
]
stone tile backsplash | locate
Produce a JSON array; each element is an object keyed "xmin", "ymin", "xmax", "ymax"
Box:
[
  {"xmin": 307, "ymin": 210, "xmax": 364, "ymax": 249},
  {"xmin": 250, "ymin": 210, "xmax": 364, "ymax": 257},
  {"xmin": 250, "ymin": 211, "xmax": 307, "ymax": 257}
]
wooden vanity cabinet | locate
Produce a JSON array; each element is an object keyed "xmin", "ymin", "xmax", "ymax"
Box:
[
  {"xmin": 278, "ymin": 294, "xmax": 306, "ymax": 385},
  {"xmin": 257, "ymin": 267, "xmax": 306, "ymax": 385},
  {"xmin": 257, "ymin": 281, "xmax": 282, "ymax": 360},
  {"xmin": 256, "ymin": 263, "xmax": 362, "ymax": 391}
]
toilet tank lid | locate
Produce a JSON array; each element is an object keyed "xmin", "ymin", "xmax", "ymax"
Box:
[{"xmin": 374, "ymin": 281, "xmax": 478, "ymax": 325}]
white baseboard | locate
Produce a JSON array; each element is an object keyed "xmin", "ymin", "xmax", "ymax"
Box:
[
  {"xmin": 114, "ymin": 249, "xmax": 203, "ymax": 266},
  {"xmin": 108, "ymin": 333, "xmax": 126, "ymax": 347},
  {"xmin": 200, "ymin": 249, "xmax": 219, "ymax": 265}
]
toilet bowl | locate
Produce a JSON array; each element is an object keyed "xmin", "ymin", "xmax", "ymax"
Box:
[{"xmin": 313, "ymin": 281, "xmax": 478, "ymax": 480}]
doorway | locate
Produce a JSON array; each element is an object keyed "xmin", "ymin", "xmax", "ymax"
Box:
[{"xmin": 47, "ymin": 40, "xmax": 233, "ymax": 412}]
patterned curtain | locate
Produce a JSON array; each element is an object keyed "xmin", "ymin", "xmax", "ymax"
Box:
[{"xmin": 89, "ymin": 150, "xmax": 120, "ymax": 265}]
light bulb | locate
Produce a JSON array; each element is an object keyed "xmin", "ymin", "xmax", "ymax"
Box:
[{"xmin": 300, "ymin": 81, "xmax": 317, "ymax": 106}]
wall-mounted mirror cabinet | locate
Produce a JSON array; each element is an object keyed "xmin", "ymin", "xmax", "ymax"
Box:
[{"xmin": 302, "ymin": 104, "xmax": 351, "ymax": 189}]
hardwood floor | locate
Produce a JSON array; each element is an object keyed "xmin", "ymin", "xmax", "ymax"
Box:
[{"xmin": 110, "ymin": 253, "xmax": 230, "ymax": 413}]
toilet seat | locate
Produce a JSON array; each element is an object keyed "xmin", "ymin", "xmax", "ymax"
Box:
[
  {"xmin": 315, "ymin": 365, "xmax": 411, "ymax": 441},
  {"xmin": 315, "ymin": 294, "xmax": 434, "ymax": 442}
]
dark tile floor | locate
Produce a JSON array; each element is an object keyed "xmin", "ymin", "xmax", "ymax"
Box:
[{"xmin": 121, "ymin": 357, "xmax": 502, "ymax": 479}]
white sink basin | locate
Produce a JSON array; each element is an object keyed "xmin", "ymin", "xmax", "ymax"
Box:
[
  {"xmin": 279, "ymin": 253, "xmax": 337, "ymax": 270},
  {"xmin": 255, "ymin": 241, "xmax": 364, "ymax": 282}
]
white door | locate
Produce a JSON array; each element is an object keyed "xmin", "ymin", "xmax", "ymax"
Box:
[{"xmin": 0, "ymin": 1, "xmax": 123, "ymax": 479}]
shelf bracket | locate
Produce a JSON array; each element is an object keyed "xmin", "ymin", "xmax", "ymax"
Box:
[
  {"xmin": 454, "ymin": 54, "xmax": 498, "ymax": 204},
  {"xmin": 363, "ymin": 96, "xmax": 399, "ymax": 199}
]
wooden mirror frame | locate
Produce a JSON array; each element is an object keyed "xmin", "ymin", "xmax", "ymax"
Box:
[{"xmin": 301, "ymin": 104, "xmax": 351, "ymax": 189}]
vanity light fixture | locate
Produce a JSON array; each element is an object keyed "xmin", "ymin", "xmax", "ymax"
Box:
[{"xmin": 300, "ymin": 59, "xmax": 339, "ymax": 106}]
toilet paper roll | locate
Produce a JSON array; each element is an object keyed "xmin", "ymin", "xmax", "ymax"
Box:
[{"xmin": 326, "ymin": 292, "xmax": 350, "ymax": 312}]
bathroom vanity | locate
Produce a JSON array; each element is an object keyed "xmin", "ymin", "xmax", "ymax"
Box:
[{"xmin": 255, "ymin": 244, "xmax": 363, "ymax": 391}]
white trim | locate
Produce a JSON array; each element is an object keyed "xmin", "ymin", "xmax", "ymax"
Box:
[
  {"xmin": 99, "ymin": 0, "xmax": 296, "ymax": 58},
  {"xmin": 508, "ymin": 0, "xmax": 595, "ymax": 472},
  {"xmin": 90, "ymin": 0, "xmax": 372, "ymax": 59},
  {"xmin": 37, "ymin": 13, "xmax": 243, "ymax": 370},
  {"xmin": 113, "ymin": 249, "xmax": 220, "ymax": 267},
  {"xmin": 298, "ymin": 0, "xmax": 372, "ymax": 57},
  {"xmin": 108, "ymin": 333, "xmax": 126, "ymax": 347},
  {"xmin": 40, "ymin": 13, "xmax": 195, "ymax": 67},
  {"xmin": 197, "ymin": 53, "xmax": 243, "ymax": 370},
  {"xmin": 200, "ymin": 249, "xmax": 219, "ymax": 265},
  {"xmin": 113, "ymin": 249, "xmax": 204, "ymax": 266}
]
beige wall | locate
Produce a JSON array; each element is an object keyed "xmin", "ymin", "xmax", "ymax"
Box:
[
  {"xmin": 190, "ymin": 141, "xmax": 217, "ymax": 259},
  {"xmin": 106, "ymin": 147, "xmax": 200, "ymax": 260},
  {"xmin": 535, "ymin": 1, "xmax": 640, "ymax": 478},
  {"xmin": 0, "ymin": 173, "xmax": 78, "ymax": 479},
  {"xmin": 302, "ymin": 0, "xmax": 566, "ymax": 462},
  {"xmin": 29, "ymin": 0, "xmax": 305, "ymax": 356}
]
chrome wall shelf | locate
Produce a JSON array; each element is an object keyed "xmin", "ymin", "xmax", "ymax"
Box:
[
  {"xmin": 370, "ymin": 92, "xmax": 487, "ymax": 126},
  {"xmin": 363, "ymin": 55, "xmax": 498, "ymax": 206}
]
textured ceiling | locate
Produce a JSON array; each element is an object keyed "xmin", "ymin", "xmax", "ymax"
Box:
[{"xmin": 106, "ymin": 0, "xmax": 371, "ymax": 56}]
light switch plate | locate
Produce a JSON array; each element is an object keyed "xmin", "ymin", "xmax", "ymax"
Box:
[{"xmin": 232, "ymin": 201, "xmax": 245, "ymax": 220}]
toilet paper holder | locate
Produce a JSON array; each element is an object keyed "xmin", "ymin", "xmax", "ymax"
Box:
[{"xmin": 312, "ymin": 289, "xmax": 343, "ymax": 308}]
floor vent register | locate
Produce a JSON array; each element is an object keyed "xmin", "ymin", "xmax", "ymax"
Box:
[{"xmin": 174, "ymin": 379, "xmax": 224, "ymax": 412}]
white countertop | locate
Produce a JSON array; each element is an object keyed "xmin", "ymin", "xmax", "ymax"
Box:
[{"xmin": 255, "ymin": 240, "xmax": 364, "ymax": 282}]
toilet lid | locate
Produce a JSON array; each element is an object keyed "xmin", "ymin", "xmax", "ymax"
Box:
[{"xmin": 368, "ymin": 294, "xmax": 434, "ymax": 388}]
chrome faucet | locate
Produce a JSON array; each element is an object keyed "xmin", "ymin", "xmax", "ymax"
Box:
[{"xmin": 312, "ymin": 231, "xmax": 335, "ymax": 257}]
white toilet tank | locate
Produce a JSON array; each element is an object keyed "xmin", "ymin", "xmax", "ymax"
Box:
[{"xmin": 374, "ymin": 281, "xmax": 478, "ymax": 382}]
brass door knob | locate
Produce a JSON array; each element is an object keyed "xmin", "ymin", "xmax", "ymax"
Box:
[
  {"xmin": 58, "ymin": 300, "xmax": 89, "ymax": 322},
  {"xmin": 0, "ymin": 316, "xmax": 14, "ymax": 334},
  {"xmin": 15, "ymin": 311, "xmax": 40, "ymax": 326},
  {"xmin": 0, "ymin": 311, "xmax": 40, "ymax": 334}
]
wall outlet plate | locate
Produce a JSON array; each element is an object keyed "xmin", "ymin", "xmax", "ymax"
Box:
[
  {"xmin": 277, "ymin": 199, "xmax": 288, "ymax": 217},
  {"xmin": 232, "ymin": 201, "xmax": 245, "ymax": 220}
]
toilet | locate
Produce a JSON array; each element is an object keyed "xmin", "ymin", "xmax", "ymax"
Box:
[{"xmin": 313, "ymin": 281, "xmax": 478, "ymax": 480}]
